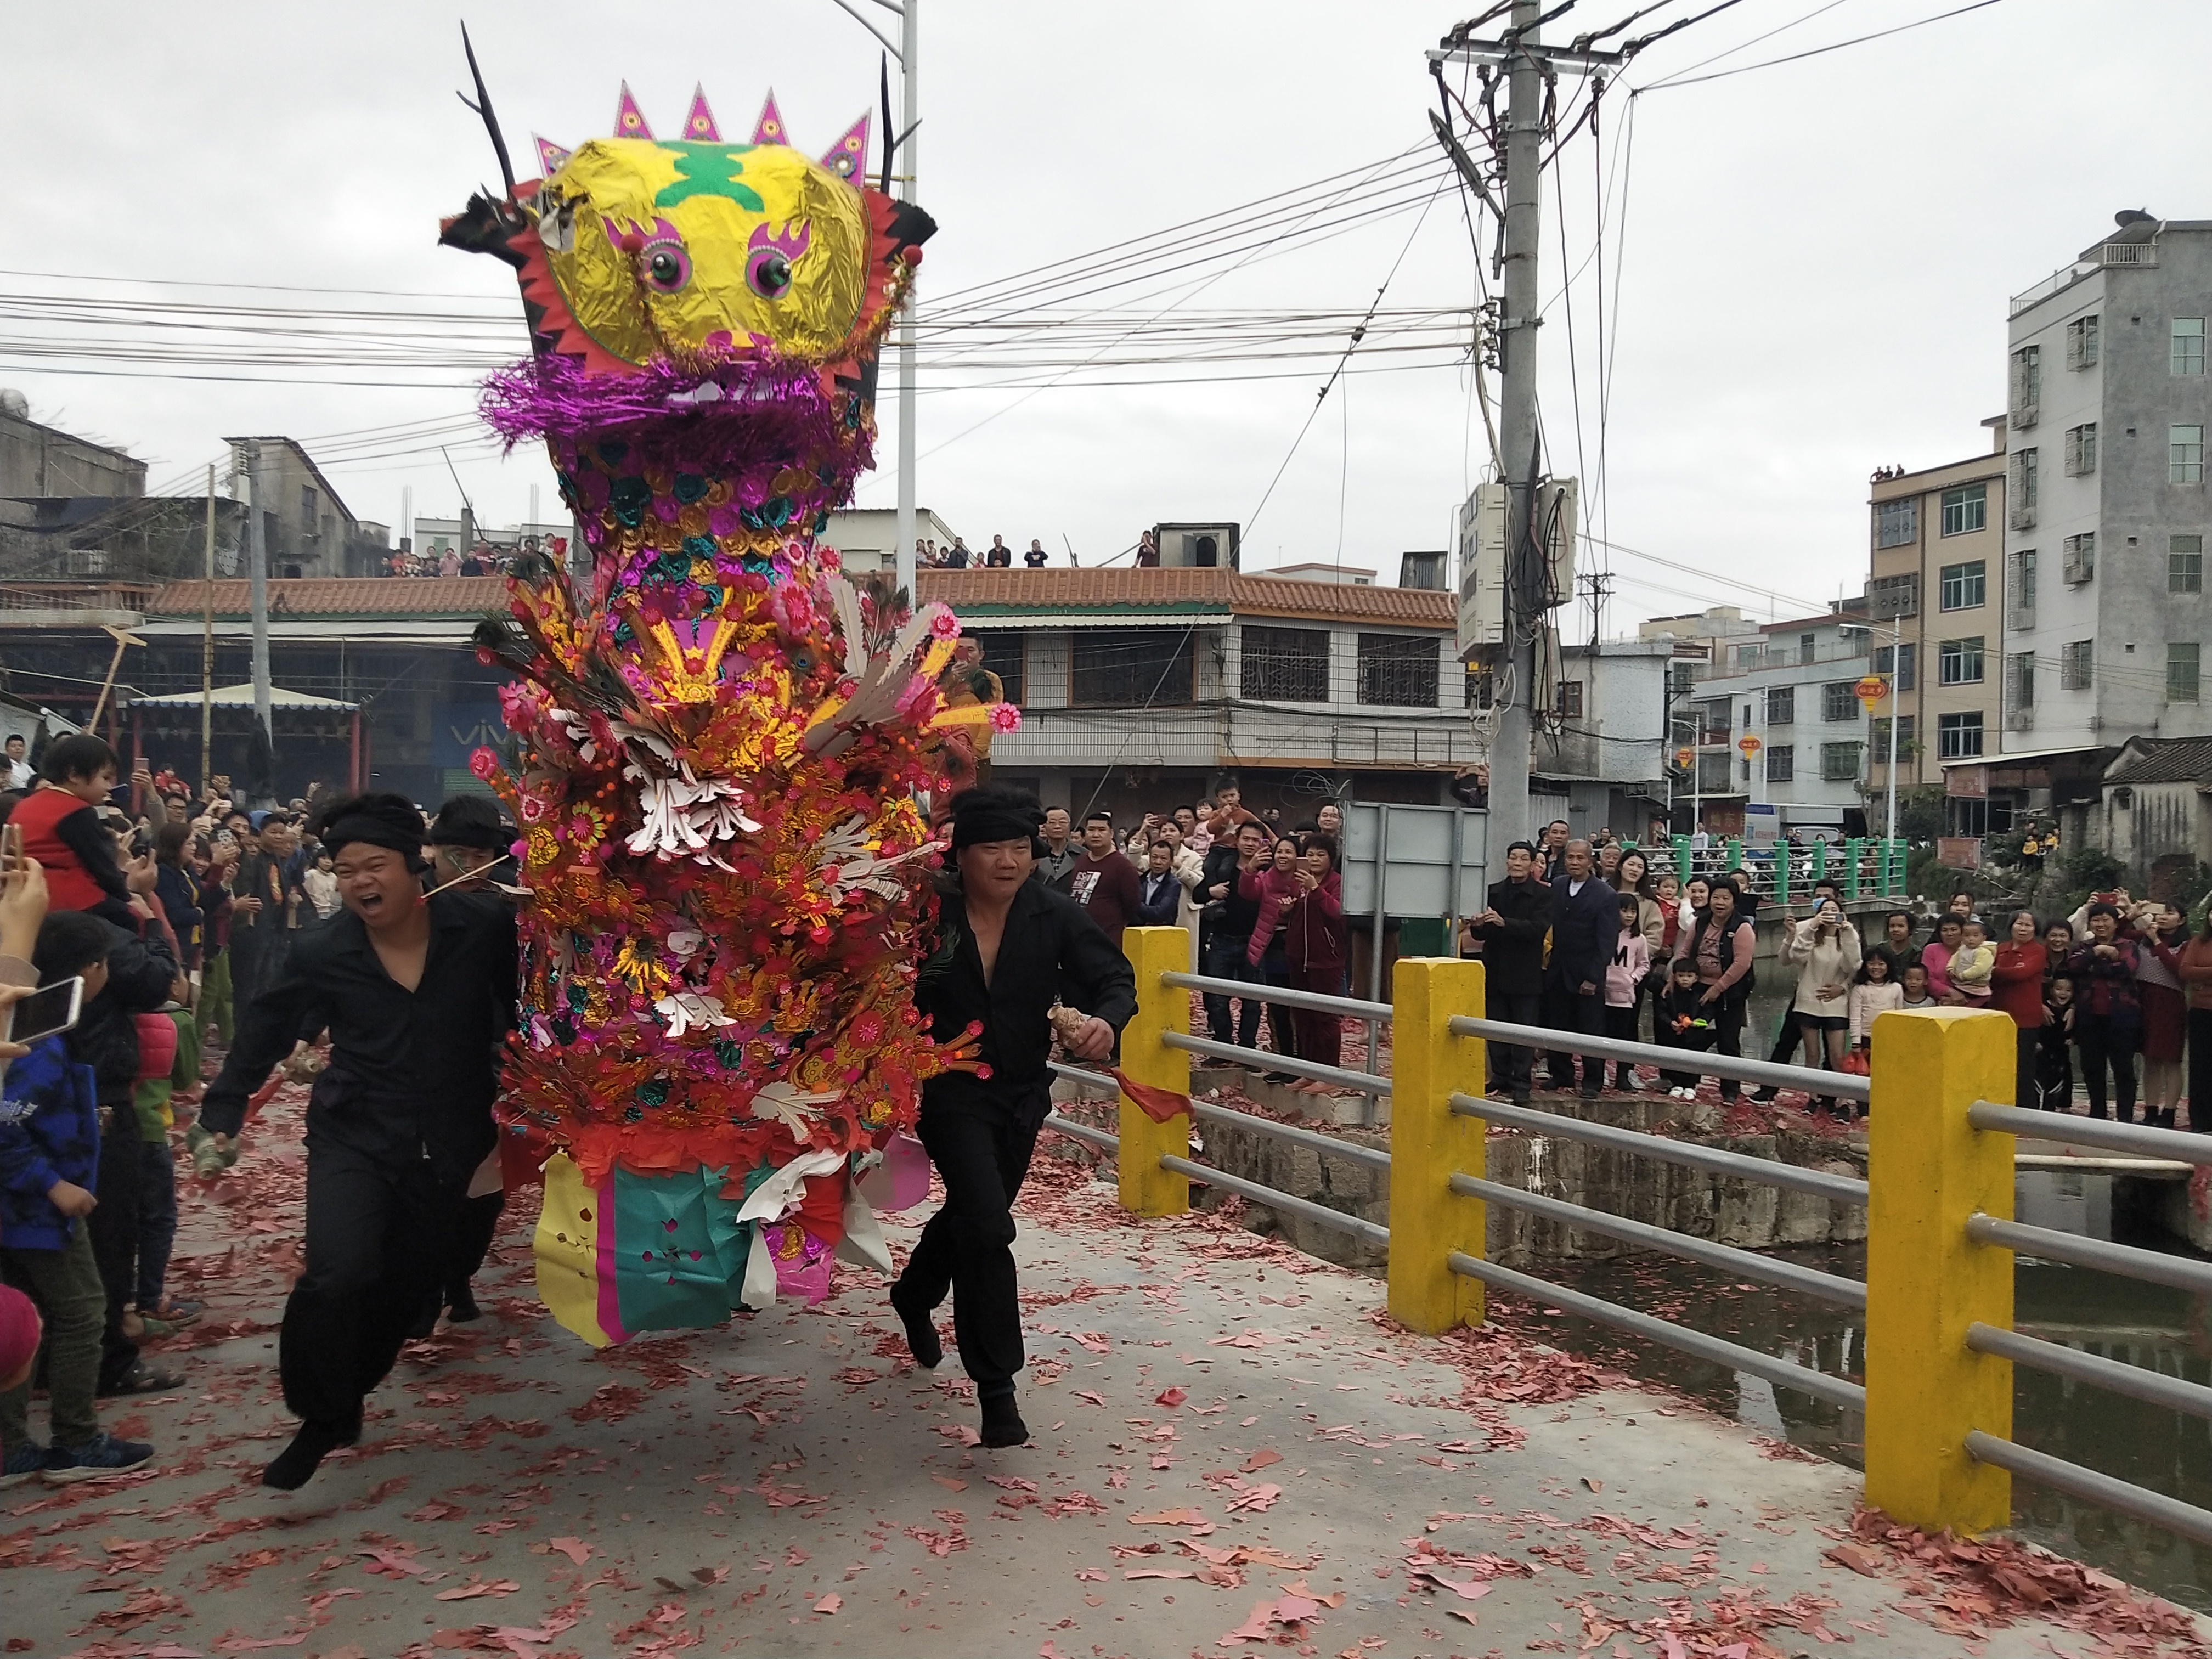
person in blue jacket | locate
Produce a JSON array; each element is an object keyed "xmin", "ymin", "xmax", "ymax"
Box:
[{"xmin": 0, "ymin": 910, "xmax": 156, "ymax": 1485}]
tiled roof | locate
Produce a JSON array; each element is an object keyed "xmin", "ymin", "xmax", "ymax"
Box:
[
  {"xmin": 144, "ymin": 578, "xmax": 508, "ymax": 618},
  {"xmin": 2106, "ymin": 736, "xmax": 2212, "ymax": 786},
  {"xmin": 917, "ymin": 568, "xmax": 1454, "ymax": 628}
]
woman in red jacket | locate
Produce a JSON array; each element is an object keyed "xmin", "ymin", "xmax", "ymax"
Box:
[
  {"xmin": 1989, "ymin": 910, "xmax": 2051, "ymax": 1112},
  {"xmin": 1280, "ymin": 833, "xmax": 1348, "ymax": 1086}
]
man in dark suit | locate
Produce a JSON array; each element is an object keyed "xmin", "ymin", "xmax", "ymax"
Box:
[
  {"xmin": 1542, "ymin": 839, "xmax": 1616, "ymax": 1098},
  {"xmin": 1465, "ymin": 839, "xmax": 1548, "ymax": 1103}
]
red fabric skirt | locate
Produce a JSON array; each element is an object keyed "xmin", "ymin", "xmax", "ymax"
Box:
[{"xmin": 2142, "ymin": 979, "xmax": 2187, "ymax": 1063}]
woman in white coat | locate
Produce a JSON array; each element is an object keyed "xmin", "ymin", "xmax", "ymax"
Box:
[{"xmin": 1782, "ymin": 895, "xmax": 1862, "ymax": 1097}]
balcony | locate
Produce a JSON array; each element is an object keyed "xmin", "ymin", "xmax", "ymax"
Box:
[{"xmin": 2009, "ymin": 241, "xmax": 2159, "ymax": 319}]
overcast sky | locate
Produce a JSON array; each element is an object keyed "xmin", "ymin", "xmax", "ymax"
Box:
[{"xmin": 3, "ymin": 0, "xmax": 2203, "ymax": 634}]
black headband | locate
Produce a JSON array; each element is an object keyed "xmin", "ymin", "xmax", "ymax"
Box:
[
  {"xmin": 324, "ymin": 813, "xmax": 425, "ymax": 865},
  {"xmin": 951, "ymin": 803, "xmax": 1045, "ymax": 851}
]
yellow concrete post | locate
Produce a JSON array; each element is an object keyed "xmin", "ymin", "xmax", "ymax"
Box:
[
  {"xmin": 1864, "ymin": 1007, "xmax": 2015, "ymax": 1535},
  {"xmin": 1386, "ymin": 955, "xmax": 1489, "ymax": 1334},
  {"xmin": 1116, "ymin": 926, "xmax": 1192, "ymax": 1217}
]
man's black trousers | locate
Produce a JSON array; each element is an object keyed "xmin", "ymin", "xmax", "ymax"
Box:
[
  {"xmin": 1542, "ymin": 981, "xmax": 1607, "ymax": 1094},
  {"xmin": 896, "ymin": 1095, "xmax": 1040, "ymax": 1399},
  {"xmin": 285, "ymin": 1137, "xmax": 461, "ymax": 1426},
  {"xmin": 1485, "ymin": 986, "xmax": 1542, "ymax": 1097}
]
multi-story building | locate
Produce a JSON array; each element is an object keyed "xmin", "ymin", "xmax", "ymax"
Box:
[
  {"xmin": 223, "ymin": 437, "xmax": 392, "ymax": 578},
  {"xmin": 1532, "ymin": 638, "xmax": 1675, "ymax": 838},
  {"xmin": 1683, "ymin": 606, "xmax": 1877, "ymax": 839},
  {"xmin": 1987, "ymin": 212, "xmax": 2212, "ymax": 837},
  {"xmin": 1865, "ymin": 425, "xmax": 2008, "ymax": 807}
]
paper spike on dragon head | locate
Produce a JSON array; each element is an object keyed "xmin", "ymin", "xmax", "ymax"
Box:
[
  {"xmin": 751, "ymin": 91, "xmax": 787, "ymax": 146},
  {"xmin": 533, "ymin": 135, "xmax": 572, "ymax": 178},
  {"xmin": 820, "ymin": 112, "xmax": 870, "ymax": 182},
  {"xmin": 683, "ymin": 84, "xmax": 720, "ymax": 141},
  {"xmin": 612, "ymin": 81, "xmax": 653, "ymax": 140}
]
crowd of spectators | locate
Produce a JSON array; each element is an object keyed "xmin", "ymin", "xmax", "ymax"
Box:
[
  {"xmin": 914, "ymin": 535, "xmax": 1054, "ymax": 570},
  {"xmin": 381, "ymin": 536, "xmax": 566, "ymax": 579}
]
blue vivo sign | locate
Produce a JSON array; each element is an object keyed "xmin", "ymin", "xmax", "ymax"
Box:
[{"xmin": 431, "ymin": 702, "xmax": 509, "ymax": 768}]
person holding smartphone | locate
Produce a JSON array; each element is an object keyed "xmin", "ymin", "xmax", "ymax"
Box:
[{"xmin": 1781, "ymin": 896, "xmax": 1861, "ymax": 1113}]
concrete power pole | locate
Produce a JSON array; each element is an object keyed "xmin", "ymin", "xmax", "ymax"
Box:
[
  {"xmin": 894, "ymin": 0, "xmax": 921, "ymax": 602},
  {"xmin": 244, "ymin": 442, "xmax": 273, "ymax": 748}
]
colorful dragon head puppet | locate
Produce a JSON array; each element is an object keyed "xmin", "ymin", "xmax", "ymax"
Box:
[{"xmin": 436, "ymin": 69, "xmax": 1006, "ymax": 1348}]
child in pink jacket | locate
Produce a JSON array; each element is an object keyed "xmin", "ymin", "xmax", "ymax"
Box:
[{"xmin": 1604, "ymin": 893, "xmax": 1652, "ymax": 1091}]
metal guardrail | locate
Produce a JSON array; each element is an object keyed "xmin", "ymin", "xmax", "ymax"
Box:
[
  {"xmin": 1446, "ymin": 1014, "xmax": 1871, "ymax": 1103},
  {"xmin": 1969, "ymin": 1101, "xmax": 2212, "ymax": 1164},
  {"xmin": 1966, "ymin": 1432, "xmax": 2212, "ymax": 1549},
  {"xmin": 1161, "ymin": 1155, "xmax": 1390, "ymax": 1246},
  {"xmin": 1159, "ymin": 969, "xmax": 1392, "ymax": 1023},
  {"xmin": 1164, "ymin": 1031, "xmax": 1395, "ymax": 1097},
  {"xmin": 1966, "ymin": 1323, "xmax": 2212, "ymax": 1422},
  {"xmin": 1446, "ymin": 1252, "xmax": 1866, "ymax": 1413},
  {"xmin": 1049, "ymin": 1060, "xmax": 1390, "ymax": 1172},
  {"xmin": 1967, "ymin": 1213, "xmax": 2212, "ymax": 1298}
]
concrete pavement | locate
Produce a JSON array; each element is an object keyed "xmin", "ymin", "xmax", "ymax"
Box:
[{"xmin": 3, "ymin": 1087, "xmax": 2203, "ymax": 1658}]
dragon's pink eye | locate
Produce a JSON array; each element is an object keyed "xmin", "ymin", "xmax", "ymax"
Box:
[
  {"xmin": 640, "ymin": 236, "xmax": 691, "ymax": 294},
  {"xmin": 745, "ymin": 247, "xmax": 793, "ymax": 300}
]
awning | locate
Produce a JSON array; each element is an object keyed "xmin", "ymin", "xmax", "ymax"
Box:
[{"xmin": 125, "ymin": 683, "xmax": 359, "ymax": 712}]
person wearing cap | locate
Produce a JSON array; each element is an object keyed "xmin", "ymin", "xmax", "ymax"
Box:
[
  {"xmin": 199, "ymin": 792, "xmax": 517, "ymax": 1489},
  {"xmin": 890, "ymin": 785, "xmax": 1136, "ymax": 1448},
  {"xmin": 426, "ymin": 795, "xmax": 514, "ymax": 894}
]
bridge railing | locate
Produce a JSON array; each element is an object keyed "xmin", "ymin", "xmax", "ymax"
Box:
[{"xmin": 1048, "ymin": 924, "xmax": 2212, "ymax": 1550}]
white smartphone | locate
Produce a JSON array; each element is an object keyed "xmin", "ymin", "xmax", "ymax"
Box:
[{"xmin": 5, "ymin": 977, "xmax": 83, "ymax": 1046}]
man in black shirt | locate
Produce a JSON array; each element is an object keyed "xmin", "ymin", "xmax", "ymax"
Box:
[
  {"xmin": 1465, "ymin": 839, "xmax": 1548, "ymax": 1103},
  {"xmin": 201, "ymin": 793, "xmax": 517, "ymax": 1489},
  {"xmin": 891, "ymin": 787, "xmax": 1135, "ymax": 1448}
]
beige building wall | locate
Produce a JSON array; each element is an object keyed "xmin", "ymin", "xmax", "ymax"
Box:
[{"xmin": 1866, "ymin": 431, "xmax": 2008, "ymax": 791}]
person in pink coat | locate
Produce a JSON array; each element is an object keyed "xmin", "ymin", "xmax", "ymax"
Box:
[{"xmin": 1279, "ymin": 834, "xmax": 1349, "ymax": 1087}]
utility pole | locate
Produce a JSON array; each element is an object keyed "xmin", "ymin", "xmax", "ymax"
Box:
[
  {"xmin": 201, "ymin": 464, "xmax": 215, "ymax": 793},
  {"xmin": 244, "ymin": 442, "xmax": 273, "ymax": 749},
  {"xmin": 894, "ymin": 0, "xmax": 920, "ymax": 601}
]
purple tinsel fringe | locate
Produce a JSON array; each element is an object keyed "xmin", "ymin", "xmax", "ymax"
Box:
[{"xmin": 480, "ymin": 353, "xmax": 866, "ymax": 461}]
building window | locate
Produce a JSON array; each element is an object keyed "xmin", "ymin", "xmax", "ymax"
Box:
[
  {"xmin": 2172, "ymin": 533, "xmax": 2205, "ymax": 594},
  {"xmin": 975, "ymin": 633, "xmax": 1025, "ymax": 706},
  {"xmin": 2009, "ymin": 344, "xmax": 2040, "ymax": 425},
  {"xmin": 1939, "ymin": 560, "xmax": 1985, "ymax": 611},
  {"xmin": 2174, "ymin": 318, "xmax": 2206, "ymax": 376},
  {"xmin": 2172, "ymin": 424, "xmax": 2205, "ymax": 484},
  {"xmin": 2007, "ymin": 651, "xmax": 2035, "ymax": 709},
  {"xmin": 1870, "ymin": 715, "xmax": 1915, "ymax": 755},
  {"xmin": 1875, "ymin": 499, "xmax": 1918, "ymax": 549},
  {"xmin": 1765, "ymin": 744, "xmax": 1795, "ymax": 783},
  {"xmin": 1937, "ymin": 712, "xmax": 1984, "ymax": 759},
  {"xmin": 1868, "ymin": 572, "xmax": 1920, "ymax": 619},
  {"xmin": 1696, "ymin": 752, "xmax": 1732, "ymax": 793},
  {"xmin": 2067, "ymin": 314, "xmax": 2100, "ymax": 369},
  {"xmin": 1697, "ymin": 700, "xmax": 1730, "ymax": 743},
  {"xmin": 2009, "ymin": 549, "xmax": 2036, "ymax": 625},
  {"xmin": 1239, "ymin": 625, "xmax": 1330, "ymax": 701},
  {"xmin": 1558, "ymin": 679, "xmax": 1585, "ymax": 718},
  {"xmin": 2170, "ymin": 642, "xmax": 2202, "ymax": 703},
  {"xmin": 1940, "ymin": 484, "xmax": 1987, "ymax": 537},
  {"xmin": 1466, "ymin": 667, "xmax": 1496, "ymax": 709},
  {"xmin": 1822, "ymin": 681, "xmax": 1857, "ymax": 722},
  {"xmin": 1733, "ymin": 643, "xmax": 1763, "ymax": 673},
  {"xmin": 1356, "ymin": 633, "xmax": 1439, "ymax": 707},
  {"xmin": 2062, "ymin": 532, "xmax": 2096, "ymax": 584},
  {"xmin": 1873, "ymin": 642, "xmax": 1917, "ymax": 692},
  {"xmin": 1668, "ymin": 661, "xmax": 1699, "ymax": 696},
  {"xmin": 2060, "ymin": 639, "xmax": 2094, "ymax": 690},
  {"xmin": 1938, "ymin": 637, "xmax": 1985, "ymax": 685},
  {"xmin": 1821, "ymin": 741, "xmax": 1865, "ymax": 781},
  {"xmin": 2064, "ymin": 422, "xmax": 2098, "ymax": 476},
  {"xmin": 1765, "ymin": 685, "xmax": 1795, "ymax": 725},
  {"xmin": 1948, "ymin": 797, "xmax": 1991, "ymax": 838},
  {"xmin": 2008, "ymin": 449, "xmax": 2038, "ymax": 527},
  {"xmin": 1797, "ymin": 633, "xmax": 1816, "ymax": 665},
  {"xmin": 301, "ymin": 486, "xmax": 317, "ymax": 527},
  {"xmin": 1071, "ymin": 628, "xmax": 1195, "ymax": 707}
]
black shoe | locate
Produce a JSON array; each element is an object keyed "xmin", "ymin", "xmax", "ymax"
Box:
[
  {"xmin": 889, "ymin": 1283, "xmax": 942, "ymax": 1369},
  {"xmin": 979, "ymin": 1393, "xmax": 1029, "ymax": 1448},
  {"xmin": 1511, "ymin": 1091, "xmax": 1531, "ymax": 1106},
  {"xmin": 445, "ymin": 1288, "xmax": 482, "ymax": 1323},
  {"xmin": 262, "ymin": 1414, "xmax": 360, "ymax": 1491},
  {"xmin": 1750, "ymin": 1086, "xmax": 1780, "ymax": 1104}
]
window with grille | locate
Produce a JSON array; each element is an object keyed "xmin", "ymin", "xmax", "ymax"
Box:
[
  {"xmin": 1240, "ymin": 625, "xmax": 1330, "ymax": 701},
  {"xmin": 2170, "ymin": 642, "xmax": 2202, "ymax": 702},
  {"xmin": 1869, "ymin": 572, "xmax": 1920, "ymax": 618},
  {"xmin": 301, "ymin": 486, "xmax": 318, "ymax": 526},
  {"xmin": 2007, "ymin": 651, "xmax": 2035, "ymax": 708},
  {"xmin": 2174, "ymin": 318, "xmax": 2206, "ymax": 376},
  {"xmin": 1938, "ymin": 637, "xmax": 1985, "ymax": 685},
  {"xmin": 1765, "ymin": 685, "xmax": 1795, "ymax": 725},
  {"xmin": 2172, "ymin": 534, "xmax": 2204, "ymax": 594},
  {"xmin": 2062, "ymin": 533, "xmax": 2096, "ymax": 584},
  {"xmin": 2060, "ymin": 640, "xmax": 2094, "ymax": 690},
  {"xmin": 2009, "ymin": 449, "xmax": 2039, "ymax": 527},
  {"xmin": 2064, "ymin": 423, "xmax": 2098, "ymax": 476},
  {"xmin": 1939, "ymin": 560, "xmax": 1985, "ymax": 611},
  {"xmin": 1949, "ymin": 797, "xmax": 1990, "ymax": 838},
  {"xmin": 1669, "ymin": 661, "xmax": 1699, "ymax": 695},
  {"xmin": 1765, "ymin": 745, "xmax": 1795, "ymax": 783},
  {"xmin": 2172, "ymin": 424, "xmax": 2205, "ymax": 484},
  {"xmin": 1696, "ymin": 752, "xmax": 1731, "ymax": 793},
  {"xmin": 2009, "ymin": 345, "xmax": 2041, "ymax": 425},
  {"xmin": 1937, "ymin": 712, "xmax": 1984, "ymax": 759},
  {"xmin": 1356, "ymin": 633, "xmax": 1438, "ymax": 707},
  {"xmin": 1071, "ymin": 628, "xmax": 1195, "ymax": 707},
  {"xmin": 1698, "ymin": 700, "xmax": 1730, "ymax": 742},
  {"xmin": 1875, "ymin": 499, "xmax": 1918, "ymax": 548},
  {"xmin": 2067, "ymin": 314, "xmax": 2100, "ymax": 369},
  {"xmin": 1871, "ymin": 715, "xmax": 1915, "ymax": 754},
  {"xmin": 1798, "ymin": 633, "xmax": 1816, "ymax": 665},
  {"xmin": 1873, "ymin": 642, "xmax": 1917, "ymax": 691},
  {"xmin": 1557, "ymin": 679, "xmax": 1585, "ymax": 718},
  {"xmin": 1941, "ymin": 484, "xmax": 1987, "ymax": 537},
  {"xmin": 1821, "ymin": 741, "xmax": 1865, "ymax": 780},
  {"xmin": 1822, "ymin": 681, "xmax": 1857, "ymax": 721},
  {"xmin": 975, "ymin": 633, "xmax": 1025, "ymax": 706},
  {"xmin": 2010, "ymin": 550, "xmax": 2037, "ymax": 624}
]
